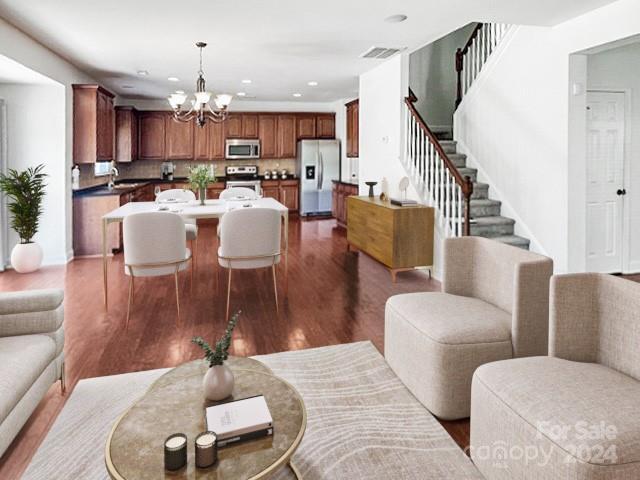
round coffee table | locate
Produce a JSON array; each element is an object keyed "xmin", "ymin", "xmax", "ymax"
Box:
[{"xmin": 105, "ymin": 357, "xmax": 306, "ymax": 479}]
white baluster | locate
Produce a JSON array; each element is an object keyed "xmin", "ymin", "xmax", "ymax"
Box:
[{"xmin": 445, "ymin": 169, "xmax": 451, "ymax": 234}]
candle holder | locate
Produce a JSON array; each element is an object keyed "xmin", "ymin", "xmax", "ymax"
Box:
[
  {"xmin": 164, "ymin": 433, "xmax": 187, "ymax": 471},
  {"xmin": 195, "ymin": 431, "xmax": 218, "ymax": 468}
]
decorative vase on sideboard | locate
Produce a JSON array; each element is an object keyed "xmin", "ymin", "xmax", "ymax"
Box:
[
  {"xmin": 203, "ymin": 364, "xmax": 234, "ymax": 401},
  {"xmin": 11, "ymin": 242, "xmax": 43, "ymax": 273}
]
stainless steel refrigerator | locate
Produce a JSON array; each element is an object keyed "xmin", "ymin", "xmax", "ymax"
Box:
[{"xmin": 297, "ymin": 140, "xmax": 340, "ymax": 216}]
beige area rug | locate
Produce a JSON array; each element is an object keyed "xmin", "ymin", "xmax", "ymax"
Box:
[{"xmin": 23, "ymin": 342, "xmax": 481, "ymax": 479}]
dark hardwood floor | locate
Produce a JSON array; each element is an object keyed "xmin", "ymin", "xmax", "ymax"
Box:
[{"xmin": 0, "ymin": 217, "xmax": 453, "ymax": 478}]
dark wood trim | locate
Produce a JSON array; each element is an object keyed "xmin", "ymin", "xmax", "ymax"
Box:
[
  {"xmin": 455, "ymin": 23, "xmax": 484, "ymax": 107},
  {"xmin": 72, "ymin": 83, "xmax": 115, "ymax": 99},
  {"xmin": 344, "ymin": 98, "xmax": 359, "ymax": 108}
]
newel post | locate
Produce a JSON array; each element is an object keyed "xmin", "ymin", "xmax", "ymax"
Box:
[
  {"xmin": 463, "ymin": 175, "xmax": 473, "ymax": 236},
  {"xmin": 455, "ymin": 48, "xmax": 463, "ymax": 108}
]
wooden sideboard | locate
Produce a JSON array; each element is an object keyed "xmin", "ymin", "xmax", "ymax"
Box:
[{"xmin": 347, "ymin": 196, "xmax": 434, "ymax": 282}]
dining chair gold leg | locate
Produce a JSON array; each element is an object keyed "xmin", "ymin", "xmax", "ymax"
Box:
[
  {"xmin": 226, "ymin": 268, "xmax": 233, "ymax": 321},
  {"xmin": 126, "ymin": 274, "xmax": 134, "ymax": 329},
  {"xmin": 60, "ymin": 360, "xmax": 66, "ymax": 394},
  {"xmin": 175, "ymin": 268, "xmax": 181, "ymax": 327},
  {"xmin": 272, "ymin": 264, "xmax": 279, "ymax": 314}
]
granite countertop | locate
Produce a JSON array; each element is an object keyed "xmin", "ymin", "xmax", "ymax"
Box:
[{"xmin": 333, "ymin": 178, "xmax": 359, "ymax": 186}]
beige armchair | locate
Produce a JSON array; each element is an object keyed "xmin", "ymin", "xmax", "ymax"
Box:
[
  {"xmin": 385, "ymin": 237, "xmax": 553, "ymax": 420},
  {"xmin": 471, "ymin": 273, "xmax": 640, "ymax": 480},
  {"xmin": 0, "ymin": 289, "xmax": 65, "ymax": 457}
]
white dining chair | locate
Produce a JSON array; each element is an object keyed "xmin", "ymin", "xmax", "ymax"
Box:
[
  {"xmin": 218, "ymin": 207, "xmax": 281, "ymax": 320},
  {"xmin": 156, "ymin": 188, "xmax": 198, "ymax": 264},
  {"xmin": 123, "ymin": 211, "xmax": 192, "ymax": 327},
  {"xmin": 219, "ymin": 187, "xmax": 259, "ymax": 200}
]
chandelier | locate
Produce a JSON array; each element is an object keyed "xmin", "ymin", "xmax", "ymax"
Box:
[{"xmin": 167, "ymin": 42, "xmax": 232, "ymax": 127}]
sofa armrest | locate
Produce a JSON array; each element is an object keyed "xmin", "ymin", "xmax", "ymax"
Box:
[
  {"xmin": 0, "ymin": 289, "xmax": 64, "ymax": 337},
  {"xmin": 512, "ymin": 258, "xmax": 553, "ymax": 357},
  {"xmin": 549, "ymin": 274, "xmax": 599, "ymax": 362},
  {"xmin": 442, "ymin": 237, "xmax": 475, "ymax": 296}
]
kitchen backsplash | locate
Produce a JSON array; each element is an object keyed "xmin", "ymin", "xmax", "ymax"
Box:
[{"xmin": 77, "ymin": 159, "xmax": 298, "ymax": 188}]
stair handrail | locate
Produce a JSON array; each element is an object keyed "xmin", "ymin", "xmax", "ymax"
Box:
[
  {"xmin": 455, "ymin": 22, "xmax": 510, "ymax": 107},
  {"xmin": 405, "ymin": 89, "xmax": 473, "ymax": 236}
]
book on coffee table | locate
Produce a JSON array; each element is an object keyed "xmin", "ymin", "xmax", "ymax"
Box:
[
  {"xmin": 389, "ymin": 198, "xmax": 419, "ymax": 207},
  {"xmin": 205, "ymin": 395, "xmax": 274, "ymax": 447}
]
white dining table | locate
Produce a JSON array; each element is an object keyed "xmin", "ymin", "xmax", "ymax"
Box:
[{"xmin": 101, "ymin": 197, "xmax": 289, "ymax": 309}]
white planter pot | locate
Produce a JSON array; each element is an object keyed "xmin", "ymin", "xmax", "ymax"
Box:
[
  {"xmin": 203, "ymin": 364, "xmax": 234, "ymax": 401},
  {"xmin": 11, "ymin": 242, "xmax": 43, "ymax": 273}
]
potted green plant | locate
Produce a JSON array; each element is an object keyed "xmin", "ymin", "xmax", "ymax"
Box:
[
  {"xmin": 192, "ymin": 311, "xmax": 240, "ymax": 401},
  {"xmin": 188, "ymin": 164, "xmax": 215, "ymax": 206},
  {"xmin": 0, "ymin": 165, "xmax": 48, "ymax": 273}
]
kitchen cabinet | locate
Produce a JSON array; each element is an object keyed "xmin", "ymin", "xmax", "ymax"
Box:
[
  {"xmin": 261, "ymin": 180, "xmax": 280, "ymax": 200},
  {"xmin": 194, "ymin": 121, "xmax": 225, "ymax": 160},
  {"xmin": 346, "ymin": 99, "xmax": 359, "ymax": 158},
  {"xmin": 115, "ymin": 106, "xmax": 138, "ymax": 163},
  {"xmin": 277, "ymin": 115, "xmax": 297, "ymax": 158},
  {"xmin": 316, "ymin": 114, "xmax": 336, "ymax": 139},
  {"xmin": 138, "ymin": 112, "xmax": 166, "ymax": 160},
  {"xmin": 279, "ymin": 180, "xmax": 299, "ymax": 211},
  {"xmin": 258, "ymin": 115, "xmax": 277, "ymax": 159},
  {"xmin": 224, "ymin": 114, "xmax": 243, "ymax": 138},
  {"xmin": 332, "ymin": 181, "xmax": 359, "ymax": 227},
  {"xmin": 73, "ymin": 84, "xmax": 115, "ymax": 164},
  {"xmin": 166, "ymin": 116, "xmax": 194, "ymax": 159},
  {"xmin": 241, "ymin": 114, "xmax": 259, "ymax": 138},
  {"xmin": 206, "ymin": 182, "xmax": 226, "ymax": 199},
  {"xmin": 296, "ymin": 115, "xmax": 316, "ymax": 139}
]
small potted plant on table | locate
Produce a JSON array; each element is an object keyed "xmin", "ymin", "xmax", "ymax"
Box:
[
  {"xmin": 188, "ymin": 164, "xmax": 215, "ymax": 206},
  {"xmin": 0, "ymin": 164, "xmax": 48, "ymax": 273},
  {"xmin": 192, "ymin": 311, "xmax": 240, "ymax": 401}
]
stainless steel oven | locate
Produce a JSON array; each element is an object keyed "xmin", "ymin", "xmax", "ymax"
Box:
[
  {"xmin": 225, "ymin": 165, "xmax": 262, "ymax": 195},
  {"xmin": 225, "ymin": 139, "xmax": 260, "ymax": 160}
]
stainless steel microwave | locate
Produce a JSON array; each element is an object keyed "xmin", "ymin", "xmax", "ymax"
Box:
[{"xmin": 225, "ymin": 139, "xmax": 260, "ymax": 160}]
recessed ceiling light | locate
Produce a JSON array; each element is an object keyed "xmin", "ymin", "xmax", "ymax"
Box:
[
  {"xmin": 137, "ymin": 70, "xmax": 149, "ymax": 76},
  {"xmin": 293, "ymin": 93, "xmax": 302, "ymax": 98},
  {"xmin": 307, "ymin": 81, "xmax": 318, "ymax": 86},
  {"xmin": 237, "ymin": 92, "xmax": 247, "ymax": 97},
  {"xmin": 175, "ymin": 90, "xmax": 185, "ymax": 94},
  {"xmin": 241, "ymin": 79, "xmax": 252, "ymax": 84},
  {"xmin": 385, "ymin": 14, "xmax": 408, "ymax": 23},
  {"xmin": 168, "ymin": 76, "xmax": 179, "ymax": 82}
]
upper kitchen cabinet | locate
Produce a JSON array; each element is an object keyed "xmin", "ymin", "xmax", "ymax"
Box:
[
  {"xmin": 316, "ymin": 114, "xmax": 336, "ymax": 139},
  {"xmin": 224, "ymin": 114, "xmax": 243, "ymax": 138},
  {"xmin": 258, "ymin": 115, "xmax": 277, "ymax": 159},
  {"xmin": 194, "ymin": 121, "xmax": 225, "ymax": 160},
  {"xmin": 346, "ymin": 99, "xmax": 359, "ymax": 158},
  {"xmin": 115, "ymin": 106, "xmax": 138, "ymax": 163},
  {"xmin": 73, "ymin": 84, "xmax": 115, "ymax": 164},
  {"xmin": 138, "ymin": 112, "xmax": 166, "ymax": 160},
  {"xmin": 277, "ymin": 115, "xmax": 297, "ymax": 158},
  {"xmin": 241, "ymin": 114, "xmax": 259, "ymax": 138},
  {"xmin": 296, "ymin": 115, "xmax": 316, "ymax": 139},
  {"xmin": 166, "ymin": 116, "xmax": 194, "ymax": 159}
]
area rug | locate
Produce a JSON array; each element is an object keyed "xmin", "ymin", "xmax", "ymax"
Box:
[{"xmin": 23, "ymin": 341, "xmax": 481, "ymax": 479}]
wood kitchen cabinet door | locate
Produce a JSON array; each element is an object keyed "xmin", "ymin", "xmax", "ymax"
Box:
[
  {"xmin": 115, "ymin": 106, "xmax": 138, "ymax": 163},
  {"xmin": 279, "ymin": 182, "xmax": 299, "ymax": 211},
  {"xmin": 277, "ymin": 115, "xmax": 297, "ymax": 158},
  {"xmin": 316, "ymin": 114, "xmax": 335, "ymax": 139},
  {"xmin": 166, "ymin": 116, "xmax": 194, "ymax": 159},
  {"xmin": 225, "ymin": 114, "xmax": 243, "ymax": 138},
  {"xmin": 296, "ymin": 115, "xmax": 316, "ymax": 139},
  {"xmin": 242, "ymin": 114, "xmax": 259, "ymax": 138},
  {"xmin": 261, "ymin": 181, "xmax": 280, "ymax": 200},
  {"xmin": 96, "ymin": 90, "xmax": 115, "ymax": 161},
  {"xmin": 346, "ymin": 99, "xmax": 359, "ymax": 158},
  {"xmin": 210, "ymin": 121, "xmax": 225, "ymax": 159},
  {"xmin": 193, "ymin": 122, "xmax": 211, "ymax": 160},
  {"xmin": 259, "ymin": 115, "xmax": 277, "ymax": 159},
  {"xmin": 138, "ymin": 112, "xmax": 166, "ymax": 160}
]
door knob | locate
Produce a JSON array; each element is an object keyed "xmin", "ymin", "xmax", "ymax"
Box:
[{"xmin": 617, "ymin": 189, "xmax": 627, "ymax": 196}]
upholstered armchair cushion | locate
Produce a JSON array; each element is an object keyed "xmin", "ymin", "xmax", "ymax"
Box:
[
  {"xmin": 0, "ymin": 289, "xmax": 64, "ymax": 339},
  {"xmin": 443, "ymin": 237, "xmax": 554, "ymax": 357},
  {"xmin": 550, "ymin": 273, "xmax": 640, "ymax": 381}
]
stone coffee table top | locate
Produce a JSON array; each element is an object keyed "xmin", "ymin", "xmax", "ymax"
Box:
[{"xmin": 105, "ymin": 356, "xmax": 306, "ymax": 479}]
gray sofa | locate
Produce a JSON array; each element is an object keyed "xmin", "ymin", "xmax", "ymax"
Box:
[
  {"xmin": 0, "ymin": 289, "xmax": 65, "ymax": 457},
  {"xmin": 471, "ymin": 273, "xmax": 640, "ymax": 479},
  {"xmin": 385, "ymin": 237, "xmax": 553, "ymax": 420}
]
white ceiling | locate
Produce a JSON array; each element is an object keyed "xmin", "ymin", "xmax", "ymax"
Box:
[{"xmin": 0, "ymin": 0, "xmax": 618, "ymax": 103}]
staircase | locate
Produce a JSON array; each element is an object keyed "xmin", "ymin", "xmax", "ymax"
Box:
[
  {"xmin": 434, "ymin": 130, "xmax": 530, "ymax": 249},
  {"xmin": 403, "ymin": 22, "xmax": 530, "ymax": 249}
]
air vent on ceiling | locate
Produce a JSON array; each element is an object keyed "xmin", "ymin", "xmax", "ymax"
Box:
[{"xmin": 360, "ymin": 46, "xmax": 402, "ymax": 59}]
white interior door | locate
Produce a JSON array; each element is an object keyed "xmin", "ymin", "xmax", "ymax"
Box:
[{"xmin": 586, "ymin": 91, "xmax": 625, "ymax": 273}]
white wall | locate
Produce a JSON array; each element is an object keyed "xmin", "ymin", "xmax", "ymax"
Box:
[
  {"xmin": 586, "ymin": 43, "xmax": 640, "ymax": 271},
  {"xmin": 409, "ymin": 23, "xmax": 475, "ymax": 128},
  {"xmin": 0, "ymin": 17, "xmax": 99, "ymax": 263},
  {"xmin": 0, "ymin": 84, "xmax": 66, "ymax": 265},
  {"xmin": 454, "ymin": 0, "xmax": 640, "ymax": 273}
]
